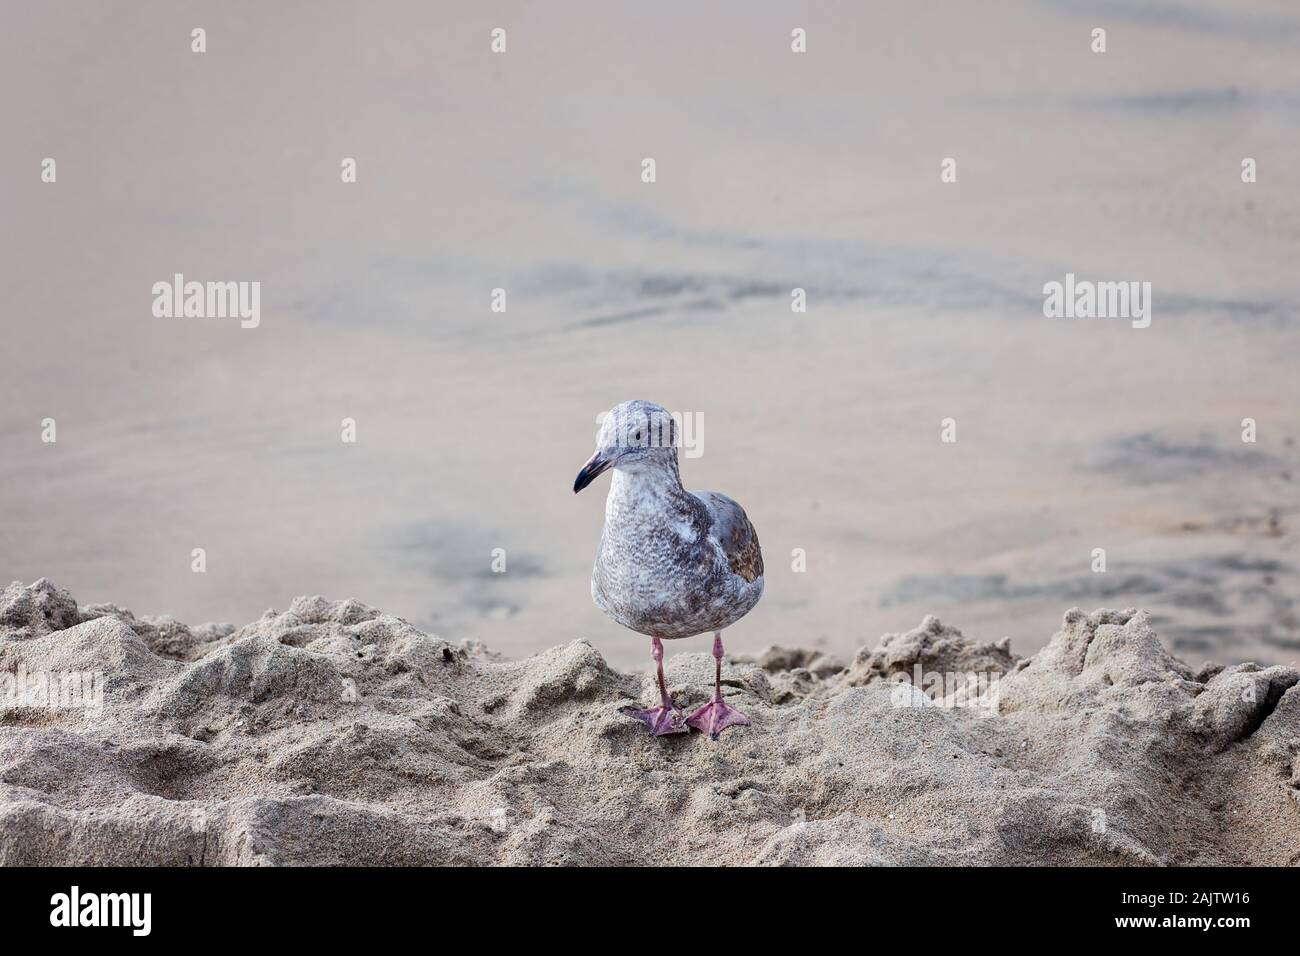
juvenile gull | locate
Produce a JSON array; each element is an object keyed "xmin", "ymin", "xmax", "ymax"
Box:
[{"xmin": 573, "ymin": 400, "xmax": 763, "ymax": 738}]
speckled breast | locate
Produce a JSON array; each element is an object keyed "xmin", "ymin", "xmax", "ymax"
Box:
[{"xmin": 591, "ymin": 524, "xmax": 764, "ymax": 639}]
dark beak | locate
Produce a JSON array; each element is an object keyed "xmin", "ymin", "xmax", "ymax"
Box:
[{"xmin": 573, "ymin": 453, "xmax": 612, "ymax": 494}]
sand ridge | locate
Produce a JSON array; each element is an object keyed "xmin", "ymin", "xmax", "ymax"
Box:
[{"xmin": 1, "ymin": 579, "xmax": 1297, "ymax": 865}]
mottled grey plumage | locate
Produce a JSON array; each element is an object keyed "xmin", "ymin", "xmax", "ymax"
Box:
[{"xmin": 578, "ymin": 400, "xmax": 764, "ymax": 641}]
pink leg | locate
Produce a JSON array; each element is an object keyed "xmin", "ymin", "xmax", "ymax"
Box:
[
  {"xmin": 619, "ymin": 637, "xmax": 688, "ymax": 736},
  {"xmin": 687, "ymin": 632, "xmax": 751, "ymax": 739}
]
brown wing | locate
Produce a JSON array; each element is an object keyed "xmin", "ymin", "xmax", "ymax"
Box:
[{"xmin": 693, "ymin": 491, "xmax": 764, "ymax": 583}]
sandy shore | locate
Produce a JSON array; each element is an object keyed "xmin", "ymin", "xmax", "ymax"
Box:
[
  {"xmin": 5, "ymin": 2, "xmax": 1299, "ymax": 671},
  {"xmin": 1, "ymin": 578, "xmax": 1297, "ymax": 865}
]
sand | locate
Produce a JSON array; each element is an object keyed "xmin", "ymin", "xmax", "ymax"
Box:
[
  {"xmin": 4, "ymin": 1, "xmax": 1299, "ymax": 672},
  {"xmin": 2, "ymin": 578, "xmax": 1297, "ymax": 866}
]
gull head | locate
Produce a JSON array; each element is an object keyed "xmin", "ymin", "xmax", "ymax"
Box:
[{"xmin": 573, "ymin": 400, "xmax": 679, "ymax": 493}]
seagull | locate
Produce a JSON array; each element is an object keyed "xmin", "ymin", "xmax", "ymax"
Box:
[{"xmin": 573, "ymin": 400, "xmax": 763, "ymax": 738}]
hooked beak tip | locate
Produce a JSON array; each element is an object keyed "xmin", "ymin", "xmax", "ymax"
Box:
[{"xmin": 573, "ymin": 455, "xmax": 611, "ymax": 494}]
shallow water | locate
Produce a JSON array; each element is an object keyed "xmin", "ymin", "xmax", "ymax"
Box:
[{"xmin": 2, "ymin": 1, "xmax": 1298, "ymax": 669}]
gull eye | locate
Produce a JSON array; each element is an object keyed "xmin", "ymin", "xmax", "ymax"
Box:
[{"xmin": 632, "ymin": 430, "xmax": 642, "ymax": 442}]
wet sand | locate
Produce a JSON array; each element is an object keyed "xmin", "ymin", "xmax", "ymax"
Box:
[{"xmin": 1, "ymin": 1, "xmax": 1298, "ymax": 669}]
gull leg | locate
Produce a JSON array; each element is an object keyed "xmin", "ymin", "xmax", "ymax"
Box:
[
  {"xmin": 619, "ymin": 636, "xmax": 688, "ymax": 736},
  {"xmin": 687, "ymin": 632, "xmax": 751, "ymax": 739}
]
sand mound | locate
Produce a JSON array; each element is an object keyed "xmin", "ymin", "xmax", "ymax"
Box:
[{"xmin": 1, "ymin": 579, "xmax": 1297, "ymax": 866}]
